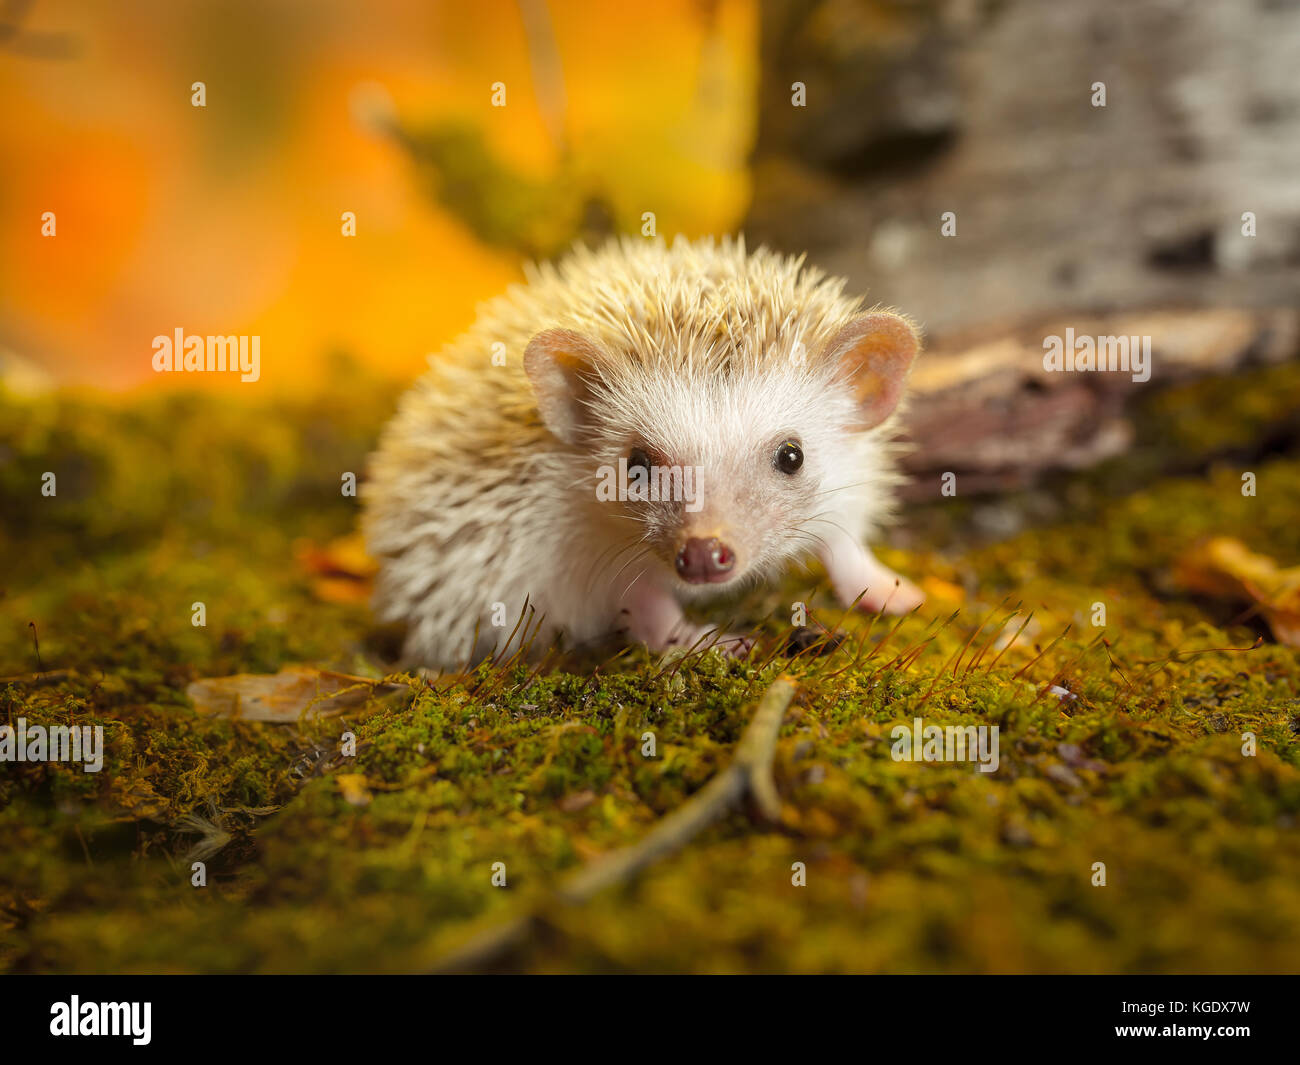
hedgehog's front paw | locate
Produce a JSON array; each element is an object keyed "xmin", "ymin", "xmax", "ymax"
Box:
[
  {"xmin": 707, "ymin": 630, "xmax": 756, "ymax": 658},
  {"xmin": 620, "ymin": 581, "xmax": 755, "ymax": 657},
  {"xmin": 858, "ymin": 575, "xmax": 925, "ymax": 615},
  {"xmin": 822, "ymin": 538, "xmax": 926, "ymax": 616},
  {"xmin": 663, "ymin": 623, "xmax": 754, "ymax": 658}
]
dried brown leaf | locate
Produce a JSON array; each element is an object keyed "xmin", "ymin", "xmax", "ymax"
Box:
[
  {"xmin": 1174, "ymin": 537, "xmax": 1300, "ymax": 647},
  {"xmin": 186, "ymin": 666, "xmax": 403, "ymax": 721}
]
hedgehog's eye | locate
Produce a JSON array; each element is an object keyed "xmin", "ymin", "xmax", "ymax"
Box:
[
  {"xmin": 774, "ymin": 439, "xmax": 803, "ymax": 475},
  {"xmin": 628, "ymin": 447, "xmax": 652, "ymax": 474}
]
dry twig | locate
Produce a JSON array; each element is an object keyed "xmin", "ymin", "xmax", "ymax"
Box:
[{"xmin": 429, "ymin": 675, "xmax": 799, "ymax": 972}]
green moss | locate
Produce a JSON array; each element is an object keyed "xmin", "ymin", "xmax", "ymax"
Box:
[{"xmin": 1, "ymin": 376, "xmax": 1298, "ymax": 973}]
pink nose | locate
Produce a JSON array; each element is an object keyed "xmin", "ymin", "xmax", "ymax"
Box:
[{"xmin": 675, "ymin": 537, "xmax": 736, "ymax": 583}]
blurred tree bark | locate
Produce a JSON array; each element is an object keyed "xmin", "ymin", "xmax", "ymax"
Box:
[{"xmin": 746, "ymin": 0, "xmax": 1300, "ymax": 492}]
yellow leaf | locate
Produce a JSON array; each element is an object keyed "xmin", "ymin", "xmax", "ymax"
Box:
[
  {"xmin": 336, "ymin": 774, "xmax": 372, "ymax": 807},
  {"xmin": 1174, "ymin": 537, "xmax": 1300, "ymax": 647}
]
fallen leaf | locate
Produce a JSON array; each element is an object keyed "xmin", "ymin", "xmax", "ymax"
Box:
[
  {"xmin": 335, "ymin": 773, "xmax": 372, "ymax": 807},
  {"xmin": 1174, "ymin": 537, "xmax": 1300, "ymax": 647},
  {"xmin": 294, "ymin": 532, "xmax": 378, "ymax": 603},
  {"xmin": 558, "ymin": 790, "xmax": 596, "ymax": 813},
  {"xmin": 186, "ymin": 666, "xmax": 404, "ymax": 721},
  {"xmin": 920, "ymin": 576, "xmax": 965, "ymax": 603},
  {"xmin": 308, "ymin": 576, "xmax": 374, "ymax": 605}
]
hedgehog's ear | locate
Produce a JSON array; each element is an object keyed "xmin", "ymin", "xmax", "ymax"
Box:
[
  {"xmin": 828, "ymin": 312, "xmax": 921, "ymax": 429},
  {"xmin": 524, "ymin": 328, "xmax": 604, "ymax": 445}
]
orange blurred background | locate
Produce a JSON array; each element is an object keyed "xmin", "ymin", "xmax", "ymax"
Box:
[{"xmin": 0, "ymin": 0, "xmax": 756, "ymax": 391}]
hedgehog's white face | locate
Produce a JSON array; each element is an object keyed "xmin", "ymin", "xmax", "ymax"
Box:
[
  {"xmin": 523, "ymin": 314, "xmax": 919, "ymax": 598},
  {"xmin": 589, "ymin": 367, "xmax": 867, "ymax": 596}
]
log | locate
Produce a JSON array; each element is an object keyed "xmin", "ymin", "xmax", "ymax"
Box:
[{"xmin": 897, "ymin": 307, "xmax": 1298, "ymax": 498}]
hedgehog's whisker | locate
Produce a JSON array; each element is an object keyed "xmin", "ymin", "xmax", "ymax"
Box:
[
  {"xmin": 801, "ymin": 512, "xmax": 858, "ymax": 544},
  {"xmin": 787, "ymin": 526, "xmax": 831, "ymax": 555},
  {"xmin": 583, "ymin": 529, "xmax": 653, "ymax": 595},
  {"xmin": 808, "ymin": 479, "xmax": 880, "ymax": 501},
  {"xmin": 583, "ymin": 531, "xmax": 643, "ymax": 592},
  {"xmin": 610, "ymin": 546, "xmax": 654, "ymax": 598},
  {"xmin": 618, "ymin": 561, "xmax": 652, "ymax": 606}
]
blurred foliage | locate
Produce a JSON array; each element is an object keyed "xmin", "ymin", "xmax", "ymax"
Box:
[
  {"xmin": 0, "ymin": 0, "xmax": 755, "ymax": 388},
  {"xmin": 396, "ymin": 121, "xmax": 593, "ymax": 260}
]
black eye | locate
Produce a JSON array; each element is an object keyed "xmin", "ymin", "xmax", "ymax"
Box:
[
  {"xmin": 775, "ymin": 439, "xmax": 803, "ymax": 474},
  {"xmin": 628, "ymin": 447, "xmax": 652, "ymax": 473}
]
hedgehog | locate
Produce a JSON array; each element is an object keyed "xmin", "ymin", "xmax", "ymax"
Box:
[{"xmin": 363, "ymin": 235, "xmax": 925, "ymax": 669}]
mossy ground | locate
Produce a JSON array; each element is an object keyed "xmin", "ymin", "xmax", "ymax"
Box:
[{"xmin": 2, "ymin": 366, "xmax": 1299, "ymax": 973}]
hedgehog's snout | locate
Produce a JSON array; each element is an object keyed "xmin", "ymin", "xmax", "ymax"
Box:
[{"xmin": 675, "ymin": 537, "xmax": 736, "ymax": 584}]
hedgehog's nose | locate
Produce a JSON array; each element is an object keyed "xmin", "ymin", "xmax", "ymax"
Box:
[{"xmin": 675, "ymin": 537, "xmax": 736, "ymax": 584}]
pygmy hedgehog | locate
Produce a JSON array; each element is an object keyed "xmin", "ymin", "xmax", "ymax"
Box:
[{"xmin": 363, "ymin": 236, "xmax": 924, "ymax": 669}]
